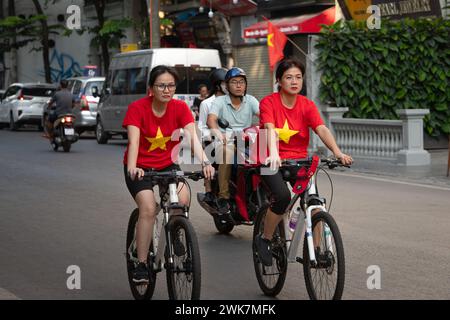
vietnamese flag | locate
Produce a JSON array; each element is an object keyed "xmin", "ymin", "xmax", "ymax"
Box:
[{"xmin": 267, "ymin": 21, "xmax": 287, "ymax": 71}]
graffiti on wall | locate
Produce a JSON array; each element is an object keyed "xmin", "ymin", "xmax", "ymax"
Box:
[{"xmin": 39, "ymin": 49, "xmax": 83, "ymax": 82}]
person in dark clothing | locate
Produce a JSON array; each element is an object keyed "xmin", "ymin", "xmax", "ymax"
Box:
[
  {"xmin": 191, "ymin": 84, "xmax": 208, "ymax": 120},
  {"xmin": 44, "ymin": 79, "xmax": 74, "ymax": 139}
]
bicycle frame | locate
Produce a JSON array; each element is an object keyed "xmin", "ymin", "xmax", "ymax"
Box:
[
  {"xmin": 128, "ymin": 179, "xmax": 190, "ymax": 272},
  {"xmin": 282, "ymin": 172, "xmax": 329, "ymax": 265}
]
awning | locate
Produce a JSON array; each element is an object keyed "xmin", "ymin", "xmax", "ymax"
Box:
[
  {"xmin": 200, "ymin": 0, "xmax": 257, "ymax": 17},
  {"xmin": 243, "ymin": 6, "xmax": 336, "ymax": 39}
]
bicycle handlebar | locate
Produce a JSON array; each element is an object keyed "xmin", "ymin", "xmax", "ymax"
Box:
[
  {"xmin": 143, "ymin": 170, "xmax": 205, "ymax": 181},
  {"xmin": 278, "ymin": 157, "xmax": 351, "ymax": 169}
]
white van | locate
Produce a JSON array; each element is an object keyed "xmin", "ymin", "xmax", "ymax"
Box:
[{"xmin": 95, "ymin": 48, "xmax": 222, "ymax": 144}]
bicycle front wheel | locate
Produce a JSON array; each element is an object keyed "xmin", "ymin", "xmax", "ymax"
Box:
[
  {"xmin": 126, "ymin": 208, "xmax": 157, "ymax": 300},
  {"xmin": 165, "ymin": 215, "xmax": 201, "ymax": 300},
  {"xmin": 252, "ymin": 206, "xmax": 287, "ymax": 297},
  {"xmin": 303, "ymin": 211, "xmax": 345, "ymax": 300}
]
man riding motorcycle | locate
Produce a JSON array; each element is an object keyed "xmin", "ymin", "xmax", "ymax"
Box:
[
  {"xmin": 206, "ymin": 67, "xmax": 260, "ymax": 217},
  {"xmin": 44, "ymin": 79, "xmax": 74, "ymax": 139}
]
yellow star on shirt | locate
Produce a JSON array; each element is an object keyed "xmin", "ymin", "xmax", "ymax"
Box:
[
  {"xmin": 267, "ymin": 33, "xmax": 274, "ymax": 47},
  {"xmin": 275, "ymin": 120, "xmax": 299, "ymax": 144},
  {"xmin": 145, "ymin": 127, "xmax": 171, "ymax": 152}
]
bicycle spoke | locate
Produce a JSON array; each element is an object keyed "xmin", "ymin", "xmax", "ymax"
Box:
[{"xmin": 304, "ymin": 214, "xmax": 344, "ymax": 300}]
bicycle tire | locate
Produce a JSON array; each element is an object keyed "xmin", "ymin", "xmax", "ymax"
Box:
[
  {"xmin": 165, "ymin": 215, "xmax": 201, "ymax": 300},
  {"xmin": 303, "ymin": 211, "xmax": 345, "ymax": 300},
  {"xmin": 252, "ymin": 205, "xmax": 287, "ymax": 297},
  {"xmin": 126, "ymin": 208, "xmax": 157, "ymax": 300}
]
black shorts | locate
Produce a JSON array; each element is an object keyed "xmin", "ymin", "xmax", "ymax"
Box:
[{"xmin": 124, "ymin": 164, "xmax": 181, "ymax": 199}]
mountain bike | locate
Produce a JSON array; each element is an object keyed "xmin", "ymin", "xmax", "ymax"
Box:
[
  {"xmin": 126, "ymin": 169, "xmax": 204, "ymax": 300},
  {"xmin": 253, "ymin": 157, "xmax": 349, "ymax": 300}
]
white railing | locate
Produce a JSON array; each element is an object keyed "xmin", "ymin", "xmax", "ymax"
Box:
[
  {"xmin": 332, "ymin": 119, "xmax": 403, "ymax": 160},
  {"xmin": 321, "ymin": 107, "xmax": 431, "ymax": 165}
]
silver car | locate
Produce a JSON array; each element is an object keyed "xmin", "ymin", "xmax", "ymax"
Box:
[
  {"xmin": 0, "ymin": 83, "xmax": 57, "ymax": 131},
  {"xmin": 66, "ymin": 76, "xmax": 105, "ymax": 135}
]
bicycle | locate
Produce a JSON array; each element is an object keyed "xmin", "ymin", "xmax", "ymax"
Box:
[
  {"xmin": 126, "ymin": 169, "xmax": 204, "ymax": 300},
  {"xmin": 252, "ymin": 157, "xmax": 349, "ymax": 300}
]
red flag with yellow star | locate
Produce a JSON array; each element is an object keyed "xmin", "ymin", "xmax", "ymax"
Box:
[{"xmin": 267, "ymin": 21, "xmax": 287, "ymax": 71}]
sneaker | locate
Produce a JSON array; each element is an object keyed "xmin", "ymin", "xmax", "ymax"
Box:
[
  {"xmin": 204, "ymin": 192, "xmax": 216, "ymax": 207},
  {"xmin": 216, "ymin": 198, "xmax": 231, "ymax": 215},
  {"xmin": 255, "ymin": 234, "xmax": 273, "ymax": 266},
  {"xmin": 132, "ymin": 262, "xmax": 149, "ymax": 284}
]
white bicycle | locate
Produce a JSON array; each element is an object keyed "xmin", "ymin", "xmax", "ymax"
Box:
[
  {"xmin": 253, "ymin": 157, "xmax": 348, "ymax": 300},
  {"xmin": 126, "ymin": 170, "xmax": 204, "ymax": 300}
]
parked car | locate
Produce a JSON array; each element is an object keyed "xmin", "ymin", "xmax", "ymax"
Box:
[
  {"xmin": 66, "ymin": 76, "xmax": 105, "ymax": 135},
  {"xmin": 0, "ymin": 83, "xmax": 57, "ymax": 131},
  {"xmin": 96, "ymin": 48, "xmax": 221, "ymax": 144}
]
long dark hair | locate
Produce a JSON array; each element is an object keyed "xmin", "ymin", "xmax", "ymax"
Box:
[
  {"xmin": 148, "ymin": 65, "xmax": 179, "ymax": 87},
  {"xmin": 275, "ymin": 59, "xmax": 305, "ymax": 92}
]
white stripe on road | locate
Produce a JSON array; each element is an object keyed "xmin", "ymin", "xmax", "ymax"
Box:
[
  {"xmin": 0, "ymin": 288, "xmax": 20, "ymax": 300},
  {"xmin": 329, "ymin": 171, "xmax": 450, "ymax": 191}
]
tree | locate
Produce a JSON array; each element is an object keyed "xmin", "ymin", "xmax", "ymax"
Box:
[
  {"xmin": 31, "ymin": 0, "xmax": 51, "ymax": 83},
  {"xmin": 0, "ymin": 0, "xmax": 63, "ymax": 84},
  {"xmin": 90, "ymin": 0, "xmax": 131, "ymax": 76}
]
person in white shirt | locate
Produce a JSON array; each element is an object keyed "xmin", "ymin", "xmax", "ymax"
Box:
[
  {"xmin": 198, "ymin": 68, "xmax": 228, "ymax": 141},
  {"xmin": 198, "ymin": 67, "xmax": 228, "ymax": 203}
]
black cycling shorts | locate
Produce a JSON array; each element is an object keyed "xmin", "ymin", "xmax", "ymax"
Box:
[
  {"xmin": 260, "ymin": 167, "xmax": 299, "ymax": 215},
  {"xmin": 124, "ymin": 164, "xmax": 181, "ymax": 199}
]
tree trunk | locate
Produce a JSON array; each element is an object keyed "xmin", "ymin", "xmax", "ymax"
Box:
[
  {"xmin": 32, "ymin": 0, "xmax": 51, "ymax": 83},
  {"xmin": 7, "ymin": 0, "xmax": 18, "ymax": 84},
  {"xmin": 94, "ymin": 0, "xmax": 110, "ymax": 77}
]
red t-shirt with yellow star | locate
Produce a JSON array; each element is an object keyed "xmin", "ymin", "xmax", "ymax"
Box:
[
  {"xmin": 122, "ymin": 96, "xmax": 194, "ymax": 170},
  {"xmin": 259, "ymin": 92, "xmax": 324, "ymax": 159}
]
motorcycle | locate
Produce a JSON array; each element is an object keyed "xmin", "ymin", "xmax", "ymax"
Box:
[
  {"xmin": 197, "ymin": 119, "xmax": 268, "ymax": 234},
  {"xmin": 48, "ymin": 113, "xmax": 79, "ymax": 152}
]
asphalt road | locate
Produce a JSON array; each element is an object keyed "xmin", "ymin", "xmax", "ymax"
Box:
[{"xmin": 0, "ymin": 128, "xmax": 449, "ymax": 300}]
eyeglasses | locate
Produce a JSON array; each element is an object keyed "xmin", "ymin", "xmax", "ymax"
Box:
[
  {"xmin": 153, "ymin": 83, "xmax": 177, "ymax": 91},
  {"xmin": 229, "ymin": 80, "xmax": 246, "ymax": 86}
]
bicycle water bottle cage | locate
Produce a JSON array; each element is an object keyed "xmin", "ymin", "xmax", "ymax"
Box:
[{"xmin": 292, "ymin": 155, "xmax": 319, "ymax": 194}]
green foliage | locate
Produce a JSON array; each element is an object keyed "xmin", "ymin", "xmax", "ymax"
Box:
[
  {"xmin": 0, "ymin": 15, "xmax": 64, "ymax": 52},
  {"xmin": 90, "ymin": 18, "xmax": 132, "ymax": 49},
  {"xmin": 317, "ymin": 18, "xmax": 450, "ymax": 137}
]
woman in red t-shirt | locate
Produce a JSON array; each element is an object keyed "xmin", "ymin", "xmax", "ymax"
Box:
[
  {"xmin": 255, "ymin": 59, "xmax": 352, "ymax": 266},
  {"xmin": 123, "ymin": 65, "xmax": 214, "ymax": 283}
]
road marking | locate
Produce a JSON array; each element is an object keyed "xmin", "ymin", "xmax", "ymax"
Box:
[
  {"xmin": 0, "ymin": 287, "xmax": 20, "ymax": 300},
  {"xmin": 329, "ymin": 171, "xmax": 450, "ymax": 191}
]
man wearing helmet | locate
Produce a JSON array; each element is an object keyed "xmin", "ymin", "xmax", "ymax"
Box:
[
  {"xmin": 197, "ymin": 67, "xmax": 228, "ymax": 204},
  {"xmin": 207, "ymin": 67, "xmax": 260, "ymax": 216},
  {"xmin": 198, "ymin": 68, "xmax": 228, "ymax": 143}
]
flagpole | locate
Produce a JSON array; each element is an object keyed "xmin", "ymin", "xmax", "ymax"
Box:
[{"xmin": 262, "ymin": 15, "xmax": 317, "ymax": 64}]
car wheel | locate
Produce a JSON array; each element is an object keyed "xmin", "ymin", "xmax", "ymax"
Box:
[
  {"xmin": 9, "ymin": 113, "xmax": 18, "ymax": 131},
  {"xmin": 96, "ymin": 118, "xmax": 110, "ymax": 144}
]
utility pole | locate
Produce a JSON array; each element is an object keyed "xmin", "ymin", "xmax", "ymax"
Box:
[{"xmin": 147, "ymin": 0, "xmax": 160, "ymax": 48}]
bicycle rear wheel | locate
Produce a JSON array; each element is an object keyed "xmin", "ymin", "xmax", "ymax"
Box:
[
  {"xmin": 165, "ymin": 215, "xmax": 201, "ymax": 300},
  {"xmin": 126, "ymin": 208, "xmax": 157, "ymax": 300},
  {"xmin": 303, "ymin": 211, "xmax": 345, "ymax": 300},
  {"xmin": 252, "ymin": 206, "xmax": 287, "ymax": 297}
]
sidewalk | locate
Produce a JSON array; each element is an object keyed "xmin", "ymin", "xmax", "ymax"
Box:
[{"xmin": 347, "ymin": 149, "xmax": 450, "ymax": 188}]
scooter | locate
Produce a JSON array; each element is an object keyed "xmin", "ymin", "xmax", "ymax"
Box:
[
  {"xmin": 49, "ymin": 113, "xmax": 79, "ymax": 152},
  {"xmin": 197, "ymin": 119, "xmax": 268, "ymax": 234}
]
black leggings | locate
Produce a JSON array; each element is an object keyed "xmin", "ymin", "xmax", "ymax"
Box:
[{"xmin": 260, "ymin": 169, "xmax": 297, "ymax": 215}]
